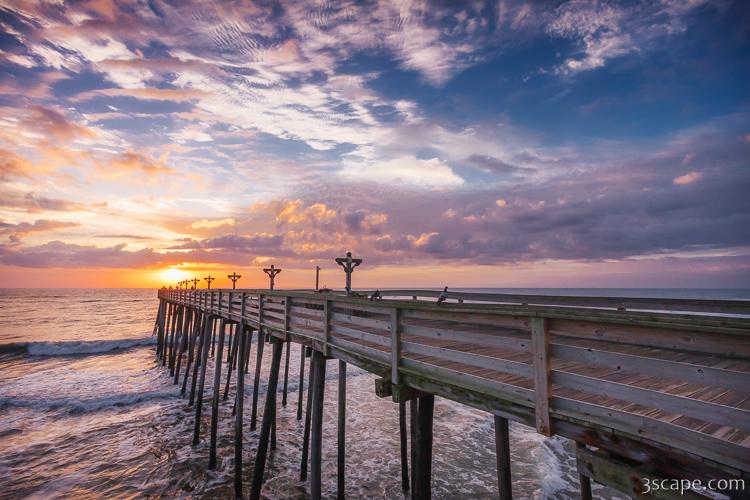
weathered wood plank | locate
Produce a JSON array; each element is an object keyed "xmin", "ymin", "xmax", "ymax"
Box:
[{"xmin": 531, "ymin": 317, "xmax": 551, "ymax": 436}]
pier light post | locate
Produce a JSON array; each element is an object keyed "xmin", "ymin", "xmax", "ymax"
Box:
[
  {"xmin": 191, "ymin": 277, "xmax": 199, "ymax": 290},
  {"xmin": 263, "ymin": 264, "xmax": 282, "ymax": 290},
  {"xmin": 335, "ymin": 251, "xmax": 362, "ymax": 294},
  {"xmin": 315, "ymin": 265, "xmax": 320, "ymax": 290},
  {"xmin": 228, "ymin": 272, "xmax": 242, "ymax": 289},
  {"xmin": 204, "ymin": 275, "xmax": 215, "ymax": 289}
]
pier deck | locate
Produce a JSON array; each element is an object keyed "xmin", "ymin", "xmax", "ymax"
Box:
[{"xmin": 156, "ymin": 288, "xmax": 750, "ymax": 499}]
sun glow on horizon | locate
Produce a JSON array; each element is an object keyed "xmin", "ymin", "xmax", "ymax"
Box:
[{"xmin": 157, "ymin": 268, "xmax": 191, "ymax": 285}]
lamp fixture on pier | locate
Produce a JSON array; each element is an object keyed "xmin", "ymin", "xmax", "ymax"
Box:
[
  {"xmin": 262, "ymin": 264, "xmax": 282, "ymax": 290},
  {"xmin": 228, "ymin": 272, "xmax": 242, "ymax": 289},
  {"xmin": 335, "ymin": 251, "xmax": 362, "ymax": 294}
]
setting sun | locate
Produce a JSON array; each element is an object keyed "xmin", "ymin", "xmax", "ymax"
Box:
[{"xmin": 158, "ymin": 268, "xmax": 191, "ymax": 285}]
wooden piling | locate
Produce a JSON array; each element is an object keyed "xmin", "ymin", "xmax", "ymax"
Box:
[
  {"xmin": 224, "ymin": 322, "xmax": 241, "ymax": 400},
  {"xmin": 188, "ymin": 313, "xmax": 207, "ymax": 406},
  {"xmin": 226, "ymin": 324, "xmax": 234, "ymax": 364},
  {"xmin": 174, "ymin": 308, "xmax": 191, "ymax": 384},
  {"xmin": 234, "ymin": 323, "xmax": 247, "ymax": 498},
  {"xmin": 182, "ymin": 311, "xmax": 200, "ymax": 397},
  {"xmin": 300, "ymin": 347, "xmax": 316, "ymax": 481},
  {"xmin": 169, "ymin": 305, "xmax": 183, "ymax": 376},
  {"xmin": 310, "ymin": 350, "xmax": 327, "ymax": 500},
  {"xmin": 193, "ymin": 316, "xmax": 213, "ymax": 445},
  {"xmin": 337, "ymin": 360, "xmax": 346, "ymax": 500},
  {"xmin": 249, "ymin": 337, "xmax": 284, "ymax": 500},
  {"xmin": 413, "ymin": 395, "xmax": 434, "ymax": 500},
  {"xmin": 577, "ymin": 443, "xmax": 592, "ymax": 500},
  {"xmin": 282, "ymin": 339, "xmax": 291, "ymax": 406},
  {"xmin": 208, "ymin": 319, "xmax": 227, "ymax": 469},
  {"xmin": 399, "ymin": 401, "xmax": 410, "ymax": 492},
  {"xmin": 495, "ymin": 415, "xmax": 513, "ymax": 500},
  {"xmin": 155, "ymin": 299, "xmax": 165, "ymax": 359},
  {"xmin": 233, "ymin": 328, "xmax": 254, "ymax": 417},
  {"xmin": 162, "ymin": 301, "xmax": 173, "ymax": 366},
  {"xmin": 297, "ymin": 344, "xmax": 306, "ymax": 420},
  {"xmin": 250, "ymin": 328, "xmax": 265, "ymax": 431},
  {"xmin": 409, "ymin": 399, "xmax": 417, "ymax": 500}
]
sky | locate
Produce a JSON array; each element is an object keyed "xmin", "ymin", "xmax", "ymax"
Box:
[{"xmin": 0, "ymin": 0, "xmax": 748, "ymax": 289}]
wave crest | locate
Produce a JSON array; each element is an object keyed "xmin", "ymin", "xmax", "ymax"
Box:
[{"xmin": 0, "ymin": 337, "xmax": 155, "ymax": 357}]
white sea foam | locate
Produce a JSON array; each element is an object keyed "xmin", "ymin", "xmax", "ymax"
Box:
[{"xmin": 19, "ymin": 337, "xmax": 155, "ymax": 356}]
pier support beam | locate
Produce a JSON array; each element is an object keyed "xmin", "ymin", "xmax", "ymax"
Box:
[
  {"xmin": 282, "ymin": 339, "xmax": 291, "ymax": 406},
  {"xmin": 182, "ymin": 311, "xmax": 200, "ymax": 397},
  {"xmin": 576, "ymin": 443, "xmax": 592, "ymax": 500},
  {"xmin": 399, "ymin": 401, "xmax": 410, "ymax": 492},
  {"xmin": 193, "ymin": 315, "xmax": 213, "ymax": 445},
  {"xmin": 234, "ymin": 324, "xmax": 248, "ymax": 499},
  {"xmin": 249, "ymin": 336, "xmax": 284, "ymax": 500},
  {"xmin": 495, "ymin": 416, "xmax": 513, "ymax": 500},
  {"xmin": 338, "ymin": 360, "xmax": 346, "ymax": 500},
  {"xmin": 233, "ymin": 328, "xmax": 254, "ymax": 416},
  {"xmin": 297, "ymin": 345, "xmax": 306, "ymax": 420},
  {"xmin": 310, "ymin": 350, "xmax": 328, "ymax": 500},
  {"xmin": 208, "ymin": 319, "xmax": 227, "ymax": 469},
  {"xmin": 300, "ymin": 347, "xmax": 317, "ymax": 481},
  {"xmin": 188, "ymin": 313, "xmax": 206, "ymax": 406},
  {"xmin": 250, "ymin": 329, "xmax": 265, "ymax": 431},
  {"xmin": 224, "ymin": 322, "xmax": 241, "ymax": 400},
  {"xmin": 174, "ymin": 308, "xmax": 191, "ymax": 384},
  {"xmin": 411, "ymin": 394, "xmax": 434, "ymax": 500}
]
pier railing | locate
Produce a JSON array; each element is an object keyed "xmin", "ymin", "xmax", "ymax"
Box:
[{"xmin": 158, "ymin": 288, "xmax": 750, "ymax": 475}]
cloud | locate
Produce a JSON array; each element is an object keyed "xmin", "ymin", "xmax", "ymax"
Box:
[
  {"xmin": 0, "ymin": 219, "xmax": 79, "ymax": 243},
  {"xmin": 545, "ymin": 0, "xmax": 711, "ymax": 74},
  {"xmin": 103, "ymin": 151, "xmax": 174, "ymax": 175},
  {"xmin": 73, "ymin": 87, "xmax": 206, "ymax": 102},
  {"xmin": 340, "ymin": 156, "xmax": 464, "ymax": 187},
  {"xmin": 673, "ymin": 171, "xmax": 703, "ymax": 185},
  {"xmin": 189, "ymin": 218, "xmax": 236, "ymax": 230}
]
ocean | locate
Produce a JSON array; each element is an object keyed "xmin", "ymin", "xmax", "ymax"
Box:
[{"xmin": 1, "ymin": 288, "xmax": 746, "ymax": 499}]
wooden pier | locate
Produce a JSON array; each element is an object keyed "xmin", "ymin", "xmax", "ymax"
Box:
[{"xmin": 154, "ymin": 288, "xmax": 750, "ymax": 499}]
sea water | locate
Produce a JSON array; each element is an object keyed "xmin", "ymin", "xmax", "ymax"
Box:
[{"xmin": 2, "ymin": 288, "xmax": 744, "ymax": 499}]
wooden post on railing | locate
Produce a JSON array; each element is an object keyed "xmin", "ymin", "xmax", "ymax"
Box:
[
  {"xmin": 323, "ymin": 299, "xmax": 331, "ymax": 356},
  {"xmin": 530, "ymin": 317, "xmax": 551, "ymax": 436},
  {"xmin": 391, "ymin": 308, "xmax": 400, "ymax": 385}
]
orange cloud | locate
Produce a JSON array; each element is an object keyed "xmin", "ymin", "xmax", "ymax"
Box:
[{"xmin": 673, "ymin": 171, "xmax": 703, "ymax": 185}]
